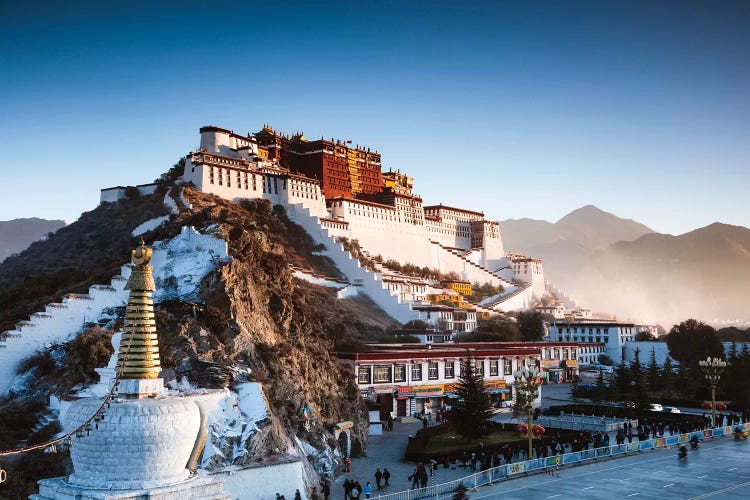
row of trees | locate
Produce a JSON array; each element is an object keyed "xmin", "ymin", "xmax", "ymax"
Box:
[{"xmin": 582, "ymin": 320, "xmax": 750, "ymax": 409}]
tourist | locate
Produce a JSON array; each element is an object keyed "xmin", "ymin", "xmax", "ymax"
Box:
[
  {"xmin": 409, "ymin": 468, "xmax": 419, "ymax": 489},
  {"xmin": 321, "ymin": 480, "xmax": 330, "ymax": 500},
  {"xmin": 387, "ymin": 414, "xmax": 394, "ymax": 431},
  {"xmin": 294, "ymin": 489, "xmax": 302, "ymax": 500},
  {"xmin": 364, "ymin": 482, "xmax": 372, "ymax": 499},
  {"xmin": 343, "ymin": 479, "xmax": 351, "ymax": 499},
  {"xmin": 310, "ymin": 486, "xmax": 319, "ymax": 500},
  {"xmin": 350, "ymin": 482, "xmax": 361, "ymax": 499},
  {"xmin": 383, "ymin": 468, "xmax": 391, "ymax": 487},
  {"xmin": 374, "ymin": 468, "xmax": 383, "ymax": 490}
]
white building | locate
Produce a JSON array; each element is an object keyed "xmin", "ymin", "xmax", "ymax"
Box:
[
  {"xmin": 339, "ymin": 345, "xmax": 542, "ymax": 417},
  {"xmin": 547, "ymin": 320, "xmax": 636, "ymax": 364}
]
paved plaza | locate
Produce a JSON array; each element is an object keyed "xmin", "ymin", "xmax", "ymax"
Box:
[
  {"xmin": 473, "ymin": 436, "xmax": 750, "ymax": 499},
  {"xmin": 333, "ymin": 383, "xmax": 750, "ymax": 499}
]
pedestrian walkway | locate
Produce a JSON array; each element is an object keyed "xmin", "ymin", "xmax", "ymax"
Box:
[{"xmin": 332, "ymin": 421, "xmax": 475, "ymax": 499}]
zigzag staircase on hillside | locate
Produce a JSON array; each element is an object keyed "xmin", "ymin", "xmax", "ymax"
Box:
[
  {"xmin": 0, "ymin": 265, "xmax": 134, "ymax": 396},
  {"xmin": 428, "ymin": 239, "xmax": 514, "ymax": 288},
  {"xmin": 283, "ymin": 203, "xmax": 423, "ymax": 323}
]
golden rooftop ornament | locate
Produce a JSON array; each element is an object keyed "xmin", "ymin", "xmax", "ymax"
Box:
[{"xmin": 116, "ymin": 239, "xmax": 161, "ymax": 380}]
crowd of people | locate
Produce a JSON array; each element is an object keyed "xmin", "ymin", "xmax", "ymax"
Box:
[{"xmin": 341, "ymin": 467, "xmax": 391, "ymax": 499}]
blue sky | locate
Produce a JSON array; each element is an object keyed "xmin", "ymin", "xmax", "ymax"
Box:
[{"xmin": 1, "ymin": 0, "xmax": 749, "ymax": 234}]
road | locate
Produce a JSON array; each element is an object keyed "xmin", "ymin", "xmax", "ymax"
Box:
[{"xmin": 470, "ymin": 435, "xmax": 750, "ymax": 499}]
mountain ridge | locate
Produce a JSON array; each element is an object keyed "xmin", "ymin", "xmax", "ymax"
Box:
[{"xmin": 0, "ymin": 217, "xmax": 66, "ymax": 263}]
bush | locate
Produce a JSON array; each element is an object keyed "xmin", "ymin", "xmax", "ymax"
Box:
[
  {"xmin": 63, "ymin": 326, "xmax": 114, "ymax": 385},
  {"xmin": 17, "ymin": 350, "xmax": 59, "ymax": 377}
]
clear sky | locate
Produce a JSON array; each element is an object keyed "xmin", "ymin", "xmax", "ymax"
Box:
[{"xmin": 1, "ymin": 0, "xmax": 748, "ymax": 234}]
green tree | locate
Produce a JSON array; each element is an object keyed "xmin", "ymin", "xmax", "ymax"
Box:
[
  {"xmin": 517, "ymin": 311, "xmax": 545, "ymax": 342},
  {"xmin": 612, "ymin": 361, "xmax": 631, "ymax": 399},
  {"xmin": 661, "ymin": 357, "xmax": 675, "ymax": 395},
  {"xmin": 635, "ymin": 331, "xmax": 657, "ymax": 341},
  {"xmin": 646, "ymin": 349, "xmax": 660, "ymax": 394},
  {"xmin": 449, "ymin": 356, "xmax": 494, "ymax": 441},
  {"xmin": 666, "ymin": 319, "xmax": 724, "ymax": 369}
]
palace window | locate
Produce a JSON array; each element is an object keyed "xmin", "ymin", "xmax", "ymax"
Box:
[
  {"xmin": 411, "ymin": 363, "xmax": 423, "ymax": 381},
  {"xmin": 373, "ymin": 365, "xmax": 392, "ymax": 384},
  {"xmin": 428, "ymin": 361, "xmax": 439, "ymax": 380},
  {"xmin": 358, "ymin": 366, "xmax": 372, "ymax": 385},
  {"xmin": 475, "ymin": 360, "xmax": 484, "ymax": 376},
  {"xmin": 394, "ymin": 364, "xmax": 406, "ymax": 383},
  {"xmin": 490, "ymin": 359, "xmax": 499, "ymax": 376},
  {"xmin": 445, "ymin": 361, "xmax": 455, "ymax": 378},
  {"xmin": 504, "ymin": 358, "xmax": 513, "ymax": 375}
]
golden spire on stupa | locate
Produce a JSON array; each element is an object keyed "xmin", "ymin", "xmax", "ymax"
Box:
[{"xmin": 116, "ymin": 239, "xmax": 161, "ymax": 380}]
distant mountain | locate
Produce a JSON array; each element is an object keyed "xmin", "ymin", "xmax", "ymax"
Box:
[
  {"xmin": 566, "ymin": 223, "xmax": 750, "ymax": 325},
  {"xmin": 0, "ymin": 218, "xmax": 66, "ymax": 263},
  {"xmin": 502, "ymin": 205, "xmax": 654, "ymax": 253},
  {"xmin": 501, "ymin": 206, "xmax": 655, "ymax": 300}
]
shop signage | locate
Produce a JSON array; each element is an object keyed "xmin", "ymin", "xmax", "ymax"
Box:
[
  {"xmin": 566, "ymin": 360, "xmax": 578, "ymax": 367},
  {"xmin": 412, "ymin": 384, "xmax": 444, "ymax": 396},
  {"xmin": 485, "ymin": 380, "xmax": 507, "ymax": 389},
  {"xmin": 397, "ymin": 386, "xmax": 414, "ymax": 394},
  {"xmin": 541, "ymin": 359, "xmax": 560, "ymax": 368}
]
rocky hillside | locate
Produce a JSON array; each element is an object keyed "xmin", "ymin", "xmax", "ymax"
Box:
[
  {"xmin": 1, "ymin": 185, "xmax": 390, "ymax": 496},
  {"xmin": 0, "ymin": 218, "xmax": 66, "ymax": 263}
]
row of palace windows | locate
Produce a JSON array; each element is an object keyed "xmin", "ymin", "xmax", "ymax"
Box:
[{"xmin": 357, "ymin": 358, "xmax": 515, "ymax": 385}]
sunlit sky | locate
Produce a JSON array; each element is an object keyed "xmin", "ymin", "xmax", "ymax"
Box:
[{"xmin": 2, "ymin": 0, "xmax": 749, "ymax": 234}]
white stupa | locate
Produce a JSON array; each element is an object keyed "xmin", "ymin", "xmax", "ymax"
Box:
[{"xmin": 33, "ymin": 241, "xmax": 228, "ymax": 499}]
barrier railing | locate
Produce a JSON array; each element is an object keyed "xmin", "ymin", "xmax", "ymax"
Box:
[{"xmin": 374, "ymin": 422, "xmax": 750, "ymax": 500}]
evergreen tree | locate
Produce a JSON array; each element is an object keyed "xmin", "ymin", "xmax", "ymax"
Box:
[
  {"xmin": 629, "ymin": 348, "xmax": 643, "ymax": 379},
  {"xmin": 646, "ymin": 349, "xmax": 660, "ymax": 394},
  {"xmin": 612, "ymin": 361, "xmax": 631, "ymax": 400},
  {"xmin": 449, "ymin": 356, "xmax": 494, "ymax": 441},
  {"xmin": 661, "ymin": 357, "xmax": 675, "ymax": 396}
]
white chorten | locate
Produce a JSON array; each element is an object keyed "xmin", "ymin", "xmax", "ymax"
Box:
[{"xmin": 33, "ymin": 241, "xmax": 228, "ymax": 499}]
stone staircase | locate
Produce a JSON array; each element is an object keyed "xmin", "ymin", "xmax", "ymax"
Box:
[
  {"xmin": 0, "ymin": 268, "xmax": 133, "ymax": 395},
  {"xmin": 428, "ymin": 239, "xmax": 513, "ymax": 288},
  {"xmin": 284, "ymin": 203, "xmax": 422, "ymax": 323},
  {"xmin": 481, "ymin": 282, "xmax": 534, "ymax": 311}
]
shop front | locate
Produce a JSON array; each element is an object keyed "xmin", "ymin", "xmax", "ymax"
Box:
[
  {"xmin": 485, "ymin": 380, "xmax": 510, "ymax": 406},
  {"xmin": 395, "ymin": 386, "xmax": 414, "ymax": 417},
  {"xmin": 562, "ymin": 359, "xmax": 578, "ymax": 381},
  {"xmin": 541, "ymin": 359, "xmax": 564, "ymax": 383},
  {"xmin": 412, "ymin": 384, "xmax": 444, "ymax": 417}
]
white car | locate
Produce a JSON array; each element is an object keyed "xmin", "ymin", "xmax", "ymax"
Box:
[
  {"xmin": 663, "ymin": 406, "xmax": 681, "ymax": 413},
  {"xmin": 649, "ymin": 403, "xmax": 664, "ymax": 412}
]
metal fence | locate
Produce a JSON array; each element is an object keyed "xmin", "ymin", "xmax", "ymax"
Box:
[
  {"xmin": 535, "ymin": 413, "xmax": 637, "ymax": 433},
  {"xmin": 373, "ymin": 422, "xmax": 750, "ymax": 500}
]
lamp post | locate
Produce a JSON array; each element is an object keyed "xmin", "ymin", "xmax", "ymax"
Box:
[
  {"xmin": 698, "ymin": 356, "xmax": 727, "ymax": 427},
  {"xmin": 513, "ymin": 365, "xmax": 543, "ymax": 460}
]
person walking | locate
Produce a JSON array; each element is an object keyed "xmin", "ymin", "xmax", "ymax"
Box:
[
  {"xmin": 321, "ymin": 480, "xmax": 331, "ymax": 500},
  {"xmin": 350, "ymin": 482, "xmax": 361, "ymax": 500},
  {"xmin": 310, "ymin": 486, "xmax": 319, "ymax": 500},
  {"xmin": 343, "ymin": 479, "xmax": 351, "ymax": 500},
  {"xmin": 374, "ymin": 468, "xmax": 383, "ymax": 490},
  {"xmin": 383, "ymin": 468, "xmax": 391, "ymax": 487},
  {"xmin": 364, "ymin": 482, "xmax": 372, "ymax": 499},
  {"xmin": 294, "ymin": 490, "xmax": 302, "ymax": 500}
]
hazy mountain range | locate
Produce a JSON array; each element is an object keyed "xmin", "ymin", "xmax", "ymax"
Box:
[
  {"xmin": 502, "ymin": 206, "xmax": 750, "ymax": 326},
  {"xmin": 0, "ymin": 218, "xmax": 66, "ymax": 263}
]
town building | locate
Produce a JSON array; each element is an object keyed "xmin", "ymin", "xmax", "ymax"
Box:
[
  {"xmin": 441, "ymin": 279, "xmax": 473, "ymax": 297},
  {"xmin": 339, "ymin": 345, "xmax": 542, "ymax": 418},
  {"xmin": 547, "ymin": 320, "xmax": 636, "ymax": 364},
  {"xmin": 412, "ymin": 304, "xmax": 478, "ymax": 333}
]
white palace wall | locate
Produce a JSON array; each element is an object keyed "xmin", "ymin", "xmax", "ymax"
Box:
[{"xmin": 184, "ymin": 157, "xmax": 327, "ymax": 218}]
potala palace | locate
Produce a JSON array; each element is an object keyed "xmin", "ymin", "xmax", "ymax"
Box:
[{"xmin": 170, "ymin": 125, "xmax": 546, "ymax": 311}]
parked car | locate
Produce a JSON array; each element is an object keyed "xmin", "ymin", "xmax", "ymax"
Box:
[
  {"xmin": 663, "ymin": 406, "xmax": 681, "ymax": 413},
  {"xmin": 649, "ymin": 403, "xmax": 664, "ymax": 412}
]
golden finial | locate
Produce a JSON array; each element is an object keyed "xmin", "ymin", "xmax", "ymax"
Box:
[
  {"xmin": 117, "ymin": 240, "xmax": 160, "ymax": 384},
  {"xmin": 132, "ymin": 238, "xmax": 152, "ymax": 266}
]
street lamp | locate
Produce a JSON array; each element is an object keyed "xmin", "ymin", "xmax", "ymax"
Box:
[
  {"xmin": 513, "ymin": 365, "xmax": 543, "ymax": 460},
  {"xmin": 698, "ymin": 356, "xmax": 727, "ymax": 427}
]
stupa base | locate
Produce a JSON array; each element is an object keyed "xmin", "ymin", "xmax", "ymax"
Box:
[{"xmin": 32, "ymin": 473, "xmax": 228, "ymax": 500}]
